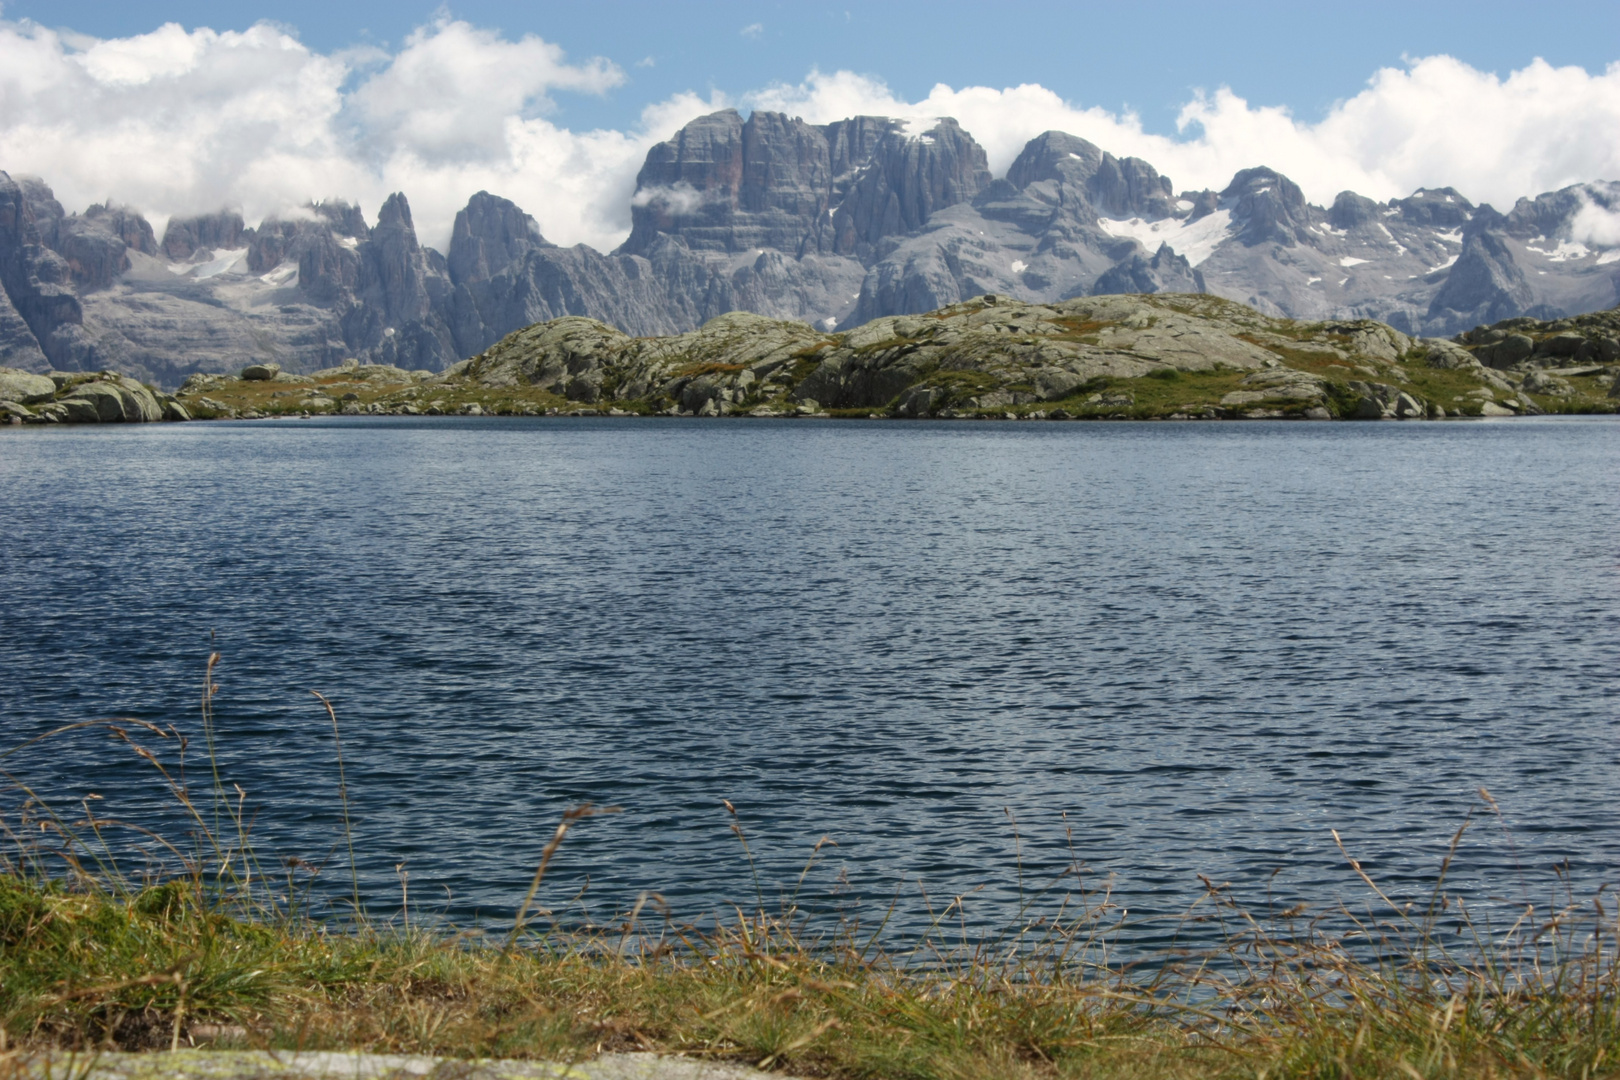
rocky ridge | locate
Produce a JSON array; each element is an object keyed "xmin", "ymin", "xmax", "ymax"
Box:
[
  {"xmin": 10, "ymin": 294, "xmax": 1610, "ymax": 427},
  {"xmin": 1, "ymin": 107, "xmax": 1617, "ymax": 390}
]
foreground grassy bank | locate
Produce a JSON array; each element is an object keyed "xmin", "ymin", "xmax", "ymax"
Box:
[
  {"xmin": 7, "ymin": 703, "xmax": 1620, "ymax": 1078},
  {"xmin": 7, "ymin": 844, "xmax": 1620, "ymax": 1079}
]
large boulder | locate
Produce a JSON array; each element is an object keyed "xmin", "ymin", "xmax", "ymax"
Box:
[
  {"xmin": 1477, "ymin": 333, "xmax": 1534, "ymax": 369},
  {"xmin": 0, "ymin": 366, "xmax": 57, "ymax": 403},
  {"xmin": 1423, "ymin": 339, "xmax": 1478, "ymax": 369},
  {"xmin": 61, "ymin": 377, "xmax": 162, "ymax": 422},
  {"xmin": 241, "ymin": 362, "xmax": 281, "ymax": 380}
]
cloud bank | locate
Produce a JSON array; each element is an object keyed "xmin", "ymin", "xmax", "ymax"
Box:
[{"xmin": 0, "ymin": 14, "xmax": 1616, "ymax": 254}]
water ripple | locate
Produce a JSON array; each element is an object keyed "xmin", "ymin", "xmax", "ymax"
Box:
[{"xmin": 2, "ymin": 416, "xmax": 1618, "ymax": 938}]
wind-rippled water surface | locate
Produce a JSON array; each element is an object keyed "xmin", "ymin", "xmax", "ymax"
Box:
[{"xmin": 3, "ymin": 416, "xmax": 1618, "ymax": 939}]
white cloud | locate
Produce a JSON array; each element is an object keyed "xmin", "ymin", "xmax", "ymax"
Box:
[
  {"xmin": 1569, "ymin": 189, "xmax": 1620, "ymax": 247},
  {"xmin": 0, "ymin": 16, "xmax": 661, "ymax": 251},
  {"xmin": 740, "ymin": 23, "xmax": 764, "ymax": 39},
  {"xmin": 631, "ymin": 182, "xmax": 706, "ymax": 214},
  {"xmin": 0, "ymin": 15, "xmax": 1616, "ymax": 260}
]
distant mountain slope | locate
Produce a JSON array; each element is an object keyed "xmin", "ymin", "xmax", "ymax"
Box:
[{"xmin": 2, "ymin": 108, "xmax": 1616, "ymax": 388}]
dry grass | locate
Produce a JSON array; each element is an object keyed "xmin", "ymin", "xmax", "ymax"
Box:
[{"xmin": 4, "ymin": 665, "xmax": 1619, "ymax": 1078}]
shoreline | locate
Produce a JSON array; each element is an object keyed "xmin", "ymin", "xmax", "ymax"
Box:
[{"xmin": 5, "ymin": 294, "xmax": 1620, "ymax": 428}]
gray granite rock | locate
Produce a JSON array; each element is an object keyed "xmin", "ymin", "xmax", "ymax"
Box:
[
  {"xmin": 0, "ymin": 366, "xmax": 56, "ymax": 403},
  {"xmin": 1478, "ymin": 333, "xmax": 1535, "ymax": 368},
  {"xmin": 61, "ymin": 376, "xmax": 162, "ymax": 422}
]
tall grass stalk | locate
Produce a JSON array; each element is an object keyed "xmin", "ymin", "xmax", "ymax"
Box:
[{"xmin": 309, "ymin": 691, "xmax": 360, "ymax": 918}]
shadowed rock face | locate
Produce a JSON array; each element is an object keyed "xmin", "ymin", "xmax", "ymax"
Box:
[
  {"xmin": 1329, "ymin": 192, "xmax": 1380, "ymax": 231},
  {"xmin": 161, "ymin": 211, "xmax": 246, "ymax": 260},
  {"xmin": 1430, "ymin": 214, "xmax": 1536, "ymax": 327},
  {"xmin": 829, "ymin": 117, "xmax": 992, "ymax": 258},
  {"xmin": 54, "ymin": 203, "xmax": 161, "ymax": 291},
  {"xmin": 250, "ymin": 201, "xmax": 369, "ymax": 273},
  {"xmin": 449, "ymin": 191, "xmax": 549, "ymax": 284},
  {"xmin": 338, "ymin": 194, "xmax": 458, "ymax": 371},
  {"xmin": 1222, "ymin": 168, "xmax": 1313, "ymax": 247},
  {"xmin": 1091, "ymin": 244, "xmax": 1204, "ymax": 296},
  {"xmin": 621, "ymin": 109, "xmax": 839, "ymax": 257},
  {"xmin": 1, "ymin": 111, "xmax": 1616, "ymax": 389},
  {"xmin": 0, "ymin": 171, "xmax": 91, "ymax": 370},
  {"xmin": 1001, "ymin": 132, "xmax": 1174, "ymax": 223}
]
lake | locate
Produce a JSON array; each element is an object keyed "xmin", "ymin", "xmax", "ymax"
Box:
[{"xmin": 4, "ymin": 415, "xmax": 1618, "ymax": 943}]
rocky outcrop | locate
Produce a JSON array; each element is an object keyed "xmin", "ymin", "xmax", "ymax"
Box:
[
  {"xmin": 429, "ymin": 292, "xmax": 1534, "ymax": 420},
  {"xmin": 0, "ymin": 366, "xmax": 55, "ymax": 402},
  {"xmin": 38, "ymin": 291, "xmax": 1592, "ymax": 425},
  {"xmin": 3, "ymin": 370, "xmax": 184, "ymax": 424},
  {"xmin": 58, "ymin": 376, "xmax": 162, "ymax": 422}
]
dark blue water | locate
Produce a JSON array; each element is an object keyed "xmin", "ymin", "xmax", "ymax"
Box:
[{"xmin": 3, "ymin": 416, "xmax": 1618, "ymax": 942}]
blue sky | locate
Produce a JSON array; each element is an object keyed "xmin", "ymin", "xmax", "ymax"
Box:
[
  {"xmin": 1, "ymin": 0, "xmax": 1616, "ymax": 253},
  {"xmin": 8, "ymin": 0, "xmax": 1619, "ymax": 137}
]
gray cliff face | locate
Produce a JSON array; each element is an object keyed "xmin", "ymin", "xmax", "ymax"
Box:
[
  {"xmin": 1, "ymin": 110, "xmax": 1616, "ymax": 389},
  {"xmin": 160, "ymin": 211, "xmax": 245, "ymax": 260},
  {"xmin": 0, "ymin": 171, "xmax": 91, "ymax": 371},
  {"xmin": 829, "ymin": 117, "xmax": 992, "ymax": 259},
  {"xmin": 621, "ymin": 109, "xmax": 838, "ymax": 258},
  {"xmin": 339, "ymin": 193, "xmax": 458, "ymax": 370}
]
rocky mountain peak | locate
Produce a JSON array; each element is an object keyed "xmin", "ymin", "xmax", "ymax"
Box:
[
  {"xmin": 1090, "ymin": 242, "xmax": 1205, "ymax": 296},
  {"xmin": 1429, "ymin": 224, "xmax": 1534, "ymax": 328},
  {"xmin": 1503, "ymin": 182, "xmax": 1618, "ymax": 241},
  {"xmin": 0, "ymin": 171, "xmax": 90, "ymax": 370},
  {"xmin": 821, "ymin": 116, "xmax": 907, "ymax": 190},
  {"xmin": 1221, "ymin": 167, "xmax": 1312, "ymax": 247},
  {"xmin": 1087, "ymin": 154, "xmax": 1175, "ymax": 220},
  {"xmin": 161, "ymin": 211, "xmax": 245, "ymax": 260},
  {"xmin": 374, "ymin": 193, "xmax": 417, "ymax": 240},
  {"xmin": 1392, "ymin": 188, "xmax": 1473, "ymax": 228},
  {"xmin": 313, "ymin": 200, "xmax": 369, "ymax": 239},
  {"xmin": 830, "ymin": 117, "xmax": 991, "ymax": 258},
  {"xmin": 620, "ymin": 108, "xmax": 841, "ymax": 258},
  {"xmin": 16, "ymin": 177, "xmax": 66, "ymax": 248},
  {"xmin": 83, "ymin": 204, "xmax": 158, "ymax": 255},
  {"xmin": 1004, "ymin": 131, "xmax": 1105, "ymax": 190},
  {"xmin": 1328, "ymin": 191, "xmax": 1381, "ymax": 230},
  {"xmin": 999, "ymin": 132, "xmax": 1171, "ymax": 222},
  {"xmin": 449, "ymin": 191, "xmax": 549, "ymax": 284}
]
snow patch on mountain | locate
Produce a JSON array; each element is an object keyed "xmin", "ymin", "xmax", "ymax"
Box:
[{"xmin": 1097, "ymin": 210, "xmax": 1232, "ymax": 266}]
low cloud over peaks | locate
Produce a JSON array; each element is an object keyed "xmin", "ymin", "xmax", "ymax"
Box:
[
  {"xmin": 0, "ymin": 16, "xmax": 647, "ymax": 250},
  {"xmin": 0, "ymin": 15, "xmax": 1616, "ymax": 254},
  {"xmin": 748, "ymin": 58, "xmax": 1620, "ymax": 214}
]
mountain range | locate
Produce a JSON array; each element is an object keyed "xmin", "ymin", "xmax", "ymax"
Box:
[{"xmin": 2, "ymin": 108, "xmax": 1617, "ymax": 389}]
